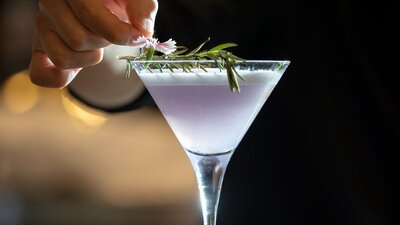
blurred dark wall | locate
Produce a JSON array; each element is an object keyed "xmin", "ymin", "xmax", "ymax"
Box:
[
  {"xmin": 0, "ymin": 0, "xmax": 35, "ymax": 83},
  {"xmin": 156, "ymin": 0, "xmax": 398, "ymax": 224}
]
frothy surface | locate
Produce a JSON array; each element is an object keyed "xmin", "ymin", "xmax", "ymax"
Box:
[{"xmin": 138, "ymin": 69, "xmax": 280, "ymax": 86}]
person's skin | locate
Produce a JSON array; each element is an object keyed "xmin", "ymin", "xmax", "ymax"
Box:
[{"xmin": 29, "ymin": 0, "xmax": 158, "ymax": 88}]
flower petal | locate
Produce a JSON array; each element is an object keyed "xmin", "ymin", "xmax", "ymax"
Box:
[
  {"xmin": 131, "ymin": 36, "xmax": 148, "ymax": 48},
  {"xmin": 155, "ymin": 39, "xmax": 177, "ymax": 54},
  {"xmin": 146, "ymin": 37, "xmax": 159, "ymax": 49}
]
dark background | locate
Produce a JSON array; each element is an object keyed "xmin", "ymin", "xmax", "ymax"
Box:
[
  {"xmin": 156, "ymin": 0, "xmax": 399, "ymax": 225},
  {"xmin": 1, "ymin": 0, "xmax": 399, "ymax": 225}
]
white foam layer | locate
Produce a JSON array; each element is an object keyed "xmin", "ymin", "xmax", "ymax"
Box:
[{"xmin": 137, "ymin": 69, "xmax": 282, "ymax": 86}]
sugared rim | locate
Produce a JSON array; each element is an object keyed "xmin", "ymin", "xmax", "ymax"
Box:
[{"xmin": 129, "ymin": 59, "xmax": 290, "ymax": 64}]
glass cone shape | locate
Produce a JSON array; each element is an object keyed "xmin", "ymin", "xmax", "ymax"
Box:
[{"xmin": 132, "ymin": 60, "xmax": 290, "ymax": 225}]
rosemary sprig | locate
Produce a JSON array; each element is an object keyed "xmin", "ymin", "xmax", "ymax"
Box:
[{"xmin": 117, "ymin": 37, "xmax": 245, "ymax": 92}]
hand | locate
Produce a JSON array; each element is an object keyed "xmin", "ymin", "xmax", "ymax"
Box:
[{"xmin": 29, "ymin": 0, "xmax": 158, "ymax": 88}]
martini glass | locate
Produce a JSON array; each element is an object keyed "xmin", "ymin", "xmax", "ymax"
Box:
[{"xmin": 131, "ymin": 60, "xmax": 290, "ymax": 225}]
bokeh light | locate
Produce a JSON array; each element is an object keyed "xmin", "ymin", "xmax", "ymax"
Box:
[
  {"xmin": 2, "ymin": 70, "xmax": 39, "ymax": 114},
  {"xmin": 61, "ymin": 91, "xmax": 108, "ymax": 132}
]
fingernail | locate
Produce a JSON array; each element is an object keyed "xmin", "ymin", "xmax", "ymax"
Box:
[
  {"xmin": 135, "ymin": 13, "xmax": 154, "ymax": 36},
  {"xmin": 142, "ymin": 18, "xmax": 154, "ymax": 34}
]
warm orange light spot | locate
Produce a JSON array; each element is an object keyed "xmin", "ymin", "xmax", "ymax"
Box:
[
  {"xmin": 2, "ymin": 70, "xmax": 40, "ymax": 114},
  {"xmin": 61, "ymin": 91, "xmax": 107, "ymax": 130}
]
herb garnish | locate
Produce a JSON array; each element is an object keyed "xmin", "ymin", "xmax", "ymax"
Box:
[{"xmin": 118, "ymin": 37, "xmax": 245, "ymax": 92}]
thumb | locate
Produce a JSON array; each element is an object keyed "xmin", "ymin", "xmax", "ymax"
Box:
[{"xmin": 124, "ymin": 0, "xmax": 158, "ymax": 37}]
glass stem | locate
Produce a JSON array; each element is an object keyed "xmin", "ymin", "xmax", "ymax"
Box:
[{"xmin": 186, "ymin": 150, "xmax": 234, "ymax": 225}]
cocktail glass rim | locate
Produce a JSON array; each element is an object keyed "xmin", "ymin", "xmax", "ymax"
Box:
[{"xmin": 128, "ymin": 59, "xmax": 290, "ymax": 64}]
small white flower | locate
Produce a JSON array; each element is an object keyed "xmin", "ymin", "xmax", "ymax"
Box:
[
  {"xmin": 155, "ymin": 39, "xmax": 177, "ymax": 55},
  {"xmin": 131, "ymin": 36, "xmax": 177, "ymax": 55}
]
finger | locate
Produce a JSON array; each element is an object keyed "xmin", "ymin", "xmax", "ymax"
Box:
[
  {"xmin": 29, "ymin": 50, "xmax": 81, "ymax": 88},
  {"xmin": 41, "ymin": 29, "xmax": 103, "ymax": 69},
  {"xmin": 30, "ymin": 23, "xmax": 81, "ymax": 88},
  {"xmin": 39, "ymin": 0, "xmax": 110, "ymax": 51},
  {"xmin": 66, "ymin": 0, "xmax": 141, "ymax": 45},
  {"xmin": 124, "ymin": 0, "xmax": 158, "ymax": 37},
  {"xmin": 36, "ymin": 13, "xmax": 103, "ymax": 69}
]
